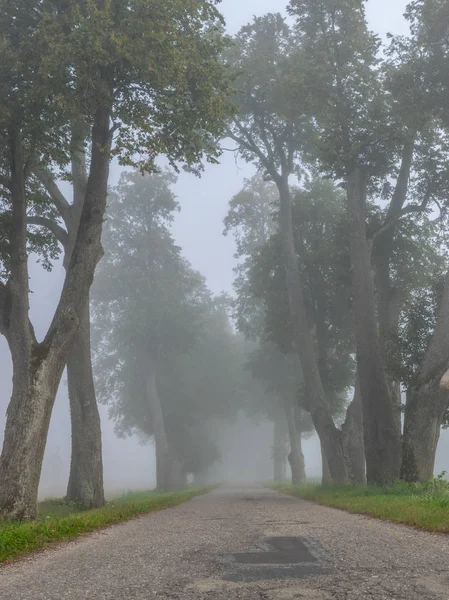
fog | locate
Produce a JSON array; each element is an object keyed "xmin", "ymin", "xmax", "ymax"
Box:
[{"xmin": 1, "ymin": 0, "xmax": 449, "ymax": 502}]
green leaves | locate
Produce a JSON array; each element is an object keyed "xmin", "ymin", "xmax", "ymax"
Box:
[
  {"xmin": 36, "ymin": 0, "xmax": 234, "ymax": 172},
  {"xmin": 226, "ymin": 14, "xmax": 310, "ymax": 178},
  {"xmin": 288, "ymin": 0, "xmax": 391, "ymax": 178},
  {"xmin": 92, "ymin": 170, "xmax": 245, "ymax": 473}
]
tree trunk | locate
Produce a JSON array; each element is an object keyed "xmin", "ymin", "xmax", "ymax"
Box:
[
  {"xmin": 285, "ymin": 404, "xmax": 305, "ymax": 484},
  {"xmin": 277, "ymin": 176, "xmax": 348, "ymax": 483},
  {"xmin": 0, "ymin": 109, "xmax": 112, "ymax": 520},
  {"xmin": 373, "ymin": 136, "xmax": 415, "ymax": 441},
  {"xmin": 273, "ymin": 419, "xmax": 287, "ymax": 481},
  {"xmin": 33, "ymin": 123, "xmax": 105, "ymax": 510},
  {"xmin": 401, "ymin": 379, "xmax": 449, "ymax": 481},
  {"xmin": 146, "ymin": 369, "xmax": 182, "ymax": 491},
  {"xmin": 341, "ymin": 374, "xmax": 366, "ymax": 484},
  {"xmin": 193, "ymin": 471, "xmax": 209, "ymax": 487},
  {"xmin": 346, "ymin": 168, "xmax": 401, "ymax": 485},
  {"xmin": 0, "ymin": 358, "xmax": 63, "ymax": 520},
  {"xmin": 321, "ymin": 442, "xmax": 332, "ymax": 485},
  {"xmin": 401, "ymin": 270, "xmax": 449, "ymax": 481},
  {"xmin": 66, "ymin": 300, "xmax": 104, "ymax": 508}
]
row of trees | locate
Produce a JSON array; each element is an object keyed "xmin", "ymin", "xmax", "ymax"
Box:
[
  {"xmin": 2, "ymin": 0, "xmax": 449, "ymax": 521},
  {"xmin": 224, "ymin": 0, "xmax": 449, "ymax": 486},
  {"xmin": 91, "ymin": 171, "xmax": 263, "ymax": 489},
  {"xmin": 0, "ymin": 0, "xmax": 234, "ymax": 520}
]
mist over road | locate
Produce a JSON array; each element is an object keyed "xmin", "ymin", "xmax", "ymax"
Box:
[{"xmin": 1, "ymin": 487, "xmax": 448, "ymax": 599}]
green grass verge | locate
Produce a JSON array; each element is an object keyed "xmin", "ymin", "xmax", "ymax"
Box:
[
  {"xmin": 0, "ymin": 487, "xmax": 214, "ymax": 563},
  {"xmin": 268, "ymin": 477, "xmax": 449, "ymax": 533}
]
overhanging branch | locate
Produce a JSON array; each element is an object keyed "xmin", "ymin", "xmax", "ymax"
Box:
[
  {"xmin": 227, "ymin": 120, "xmax": 279, "ymax": 182},
  {"xmin": 26, "ymin": 216, "xmax": 68, "ymax": 247},
  {"xmin": 32, "ymin": 169, "xmax": 72, "ymax": 227},
  {"xmin": 371, "ymin": 192, "xmax": 432, "ymax": 242}
]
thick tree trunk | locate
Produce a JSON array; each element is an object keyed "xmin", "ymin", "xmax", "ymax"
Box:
[
  {"xmin": 34, "ymin": 123, "xmax": 105, "ymax": 510},
  {"xmin": 278, "ymin": 176, "xmax": 348, "ymax": 483},
  {"xmin": 321, "ymin": 443, "xmax": 332, "ymax": 485},
  {"xmin": 401, "ymin": 270, "xmax": 449, "ymax": 481},
  {"xmin": 341, "ymin": 375, "xmax": 366, "ymax": 484},
  {"xmin": 285, "ymin": 404, "xmax": 305, "ymax": 484},
  {"xmin": 0, "ymin": 359, "xmax": 63, "ymax": 520},
  {"xmin": 273, "ymin": 419, "xmax": 287, "ymax": 481},
  {"xmin": 0, "ymin": 142, "xmax": 62, "ymax": 521},
  {"xmin": 0, "ymin": 109, "xmax": 111, "ymax": 520},
  {"xmin": 401, "ymin": 380, "xmax": 449, "ymax": 481},
  {"xmin": 66, "ymin": 301, "xmax": 104, "ymax": 508},
  {"xmin": 346, "ymin": 168, "xmax": 401, "ymax": 485},
  {"xmin": 374, "ymin": 136, "xmax": 414, "ymax": 439},
  {"xmin": 146, "ymin": 370, "xmax": 183, "ymax": 491}
]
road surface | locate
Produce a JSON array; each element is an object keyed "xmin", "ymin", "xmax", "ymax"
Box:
[{"xmin": 1, "ymin": 486, "xmax": 449, "ymax": 599}]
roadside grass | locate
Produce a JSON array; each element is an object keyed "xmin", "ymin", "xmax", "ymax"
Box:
[
  {"xmin": 268, "ymin": 476, "xmax": 449, "ymax": 533},
  {"xmin": 0, "ymin": 486, "xmax": 214, "ymax": 563}
]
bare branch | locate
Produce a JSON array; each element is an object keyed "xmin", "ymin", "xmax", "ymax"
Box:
[
  {"xmin": 26, "ymin": 216, "xmax": 68, "ymax": 247},
  {"xmin": 32, "ymin": 168, "xmax": 72, "ymax": 227},
  {"xmin": 227, "ymin": 120, "xmax": 279, "ymax": 181}
]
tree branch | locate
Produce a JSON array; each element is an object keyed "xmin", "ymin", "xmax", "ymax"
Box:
[
  {"xmin": 32, "ymin": 168, "xmax": 72, "ymax": 227},
  {"xmin": 26, "ymin": 216, "xmax": 68, "ymax": 247},
  {"xmin": 0, "ymin": 175, "xmax": 11, "ymax": 191},
  {"xmin": 371, "ymin": 191, "xmax": 432, "ymax": 242},
  {"xmin": 227, "ymin": 120, "xmax": 279, "ymax": 182}
]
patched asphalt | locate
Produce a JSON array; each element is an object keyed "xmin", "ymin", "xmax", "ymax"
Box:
[{"xmin": 1, "ymin": 486, "xmax": 449, "ymax": 599}]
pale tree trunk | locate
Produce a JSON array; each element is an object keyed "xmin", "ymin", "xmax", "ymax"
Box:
[
  {"xmin": 285, "ymin": 404, "xmax": 305, "ymax": 484},
  {"xmin": 341, "ymin": 374, "xmax": 366, "ymax": 484},
  {"xmin": 273, "ymin": 419, "xmax": 288, "ymax": 481},
  {"xmin": 146, "ymin": 369, "xmax": 183, "ymax": 491},
  {"xmin": 278, "ymin": 175, "xmax": 348, "ymax": 483},
  {"xmin": 34, "ymin": 121, "xmax": 105, "ymax": 509},
  {"xmin": 402, "ymin": 270, "xmax": 449, "ymax": 481},
  {"xmin": 0, "ymin": 109, "xmax": 111, "ymax": 520},
  {"xmin": 347, "ymin": 168, "xmax": 401, "ymax": 485},
  {"xmin": 66, "ymin": 300, "xmax": 104, "ymax": 508},
  {"xmin": 0, "ymin": 357, "xmax": 64, "ymax": 520},
  {"xmin": 373, "ymin": 137, "xmax": 415, "ymax": 443}
]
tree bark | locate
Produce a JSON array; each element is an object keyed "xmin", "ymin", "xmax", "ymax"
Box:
[
  {"xmin": 341, "ymin": 374, "xmax": 366, "ymax": 484},
  {"xmin": 0, "ymin": 108, "xmax": 111, "ymax": 520},
  {"xmin": 373, "ymin": 136, "xmax": 415, "ymax": 441},
  {"xmin": 66, "ymin": 300, "xmax": 104, "ymax": 508},
  {"xmin": 321, "ymin": 442, "xmax": 332, "ymax": 485},
  {"xmin": 346, "ymin": 167, "xmax": 401, "ymax": 485},
  {"xmin": 401, "ymin": 269, "xmax": 449, "ymax": 481},
  {"xmin": 277, "ymin": 175, "xmax": 348, "ymax": 483},
  {"xmin": 285, "ymin": 404, "xmax": 306, "ymax": 484},
  {"xmin": 146, "ymin": 369, "xmax": 183, "ymax": 491},
  {"xmin": 401, "ymin": 380, "xmax": 449, "ymax": 481},
  {"xmin": 34, "ymin": 122, "xmax": 105, "ymax": 509},
  {"xmin": 273, "ymin": 418, "xmax": 287, "ymax": 481}
]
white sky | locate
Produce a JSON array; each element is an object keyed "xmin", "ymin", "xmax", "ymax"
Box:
[{"xmin": 171, "ymin": 0, "xmax": 410, "ymax": 297}]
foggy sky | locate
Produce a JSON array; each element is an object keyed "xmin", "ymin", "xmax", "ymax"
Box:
[{"xmin": 170, "ymin": 0, "xmax": 410, "ymax": 297}]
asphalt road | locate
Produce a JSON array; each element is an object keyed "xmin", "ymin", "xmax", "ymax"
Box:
[{"xmin": 1, "ymin": 486, "xmax": 449, "ymax": 599}]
